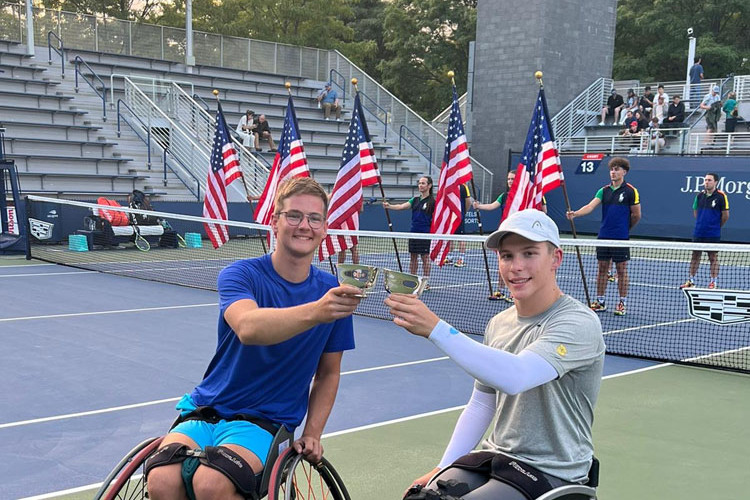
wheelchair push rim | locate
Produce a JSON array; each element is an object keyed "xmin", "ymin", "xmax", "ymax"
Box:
[
  {"xmin": 267, "ymin": 447, "xmax": 351, "ymax": 500},
  {"xmin": 93, "ymin": 436, "xmax": 163, "ymax": 500}
]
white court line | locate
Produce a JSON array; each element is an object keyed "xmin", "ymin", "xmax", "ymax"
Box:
[
  {"xmin": 0, "ymin": 263, "xmax": 55, "ymax": 267},
  {"xmin": 0, "ymin": 270, "xmax": 98, "ymax": 278},
  {"xmin": 603, "ymin": 318, "xmax": 697, "ymax": 336},
  {"xmin": 0, "ymin": 356, "xmax": 451, "ymax": 430},
  {"xmin": 0, "ymin": 303, "xmax": 217, "ymax": 323},
  {"xmin": 16, "ymin": 363, "xmax": 671, "ymax": 500}
]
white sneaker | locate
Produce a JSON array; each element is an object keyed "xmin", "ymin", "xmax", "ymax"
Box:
[{"xmin": 599, "ymin": 121, "xmax": 606, "ymax": 126}]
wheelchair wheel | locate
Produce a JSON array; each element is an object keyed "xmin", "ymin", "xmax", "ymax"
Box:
[
  {"xmin": 93, "ymin": 436, "xmax": 163, "ymax": 500},
  {"xmin": 267, "ymin": 447, "xmax": 351, "ymax": 500}
]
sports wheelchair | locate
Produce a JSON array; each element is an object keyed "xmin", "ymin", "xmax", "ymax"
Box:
[{"xmin": 93, "ymin": 424, "xmax": 350, "ymax": 500}]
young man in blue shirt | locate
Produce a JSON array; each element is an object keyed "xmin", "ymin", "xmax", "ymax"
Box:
[
  {"xmin": 146, "ymin": 177, "xmax": 361, "ymax": 500},
  {"xmin": 567, "ymin": 157, "xmax": 641, "ymax": 316},
  {"xmin": 680, "ymin": 172, "xmax": 729, "ymax": 289}
]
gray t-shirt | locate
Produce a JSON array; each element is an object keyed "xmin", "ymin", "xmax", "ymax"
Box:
[{"xmin": 476, "ymin": 295, "xmax": 605, "ymax": 483}]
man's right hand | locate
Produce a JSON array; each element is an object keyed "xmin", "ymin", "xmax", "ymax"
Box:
[
  {"xmin": 405, "ymin": 467, "xmax": 441, "ymax": 497},
  {"xmin": 314, "ymin": 285, "xmax": 362, "ymax": 323}
]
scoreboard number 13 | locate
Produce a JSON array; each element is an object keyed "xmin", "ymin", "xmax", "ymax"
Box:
[{"xmin": 576, "ymin": 153, "xmax": 604, "ymax": 174}]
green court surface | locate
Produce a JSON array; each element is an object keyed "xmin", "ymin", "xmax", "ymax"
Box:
[
  {"xmin": 42, "ymin": 364, "xmax": 749, "ymax": 500},
  {"xmin": 0, "ymin": 254, "xmax": 35, "ymax": 266}
]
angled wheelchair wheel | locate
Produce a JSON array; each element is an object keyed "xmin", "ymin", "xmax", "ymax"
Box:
[
  {"xmin": 93, "ymin": 436, "xmax": 163, "ymax": 500},
  {"xmin": 267, "ymin": 447, "xmax": 351, "ymax": 500}
]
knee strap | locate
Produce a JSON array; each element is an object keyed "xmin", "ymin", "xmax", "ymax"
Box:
[
  {"xmin": 144, "ymin": 443, "xmax": 189, "ymax": 478},
  {"xmin": 199, "ymin": 446, "xmax": 258, "ymax": 500}
]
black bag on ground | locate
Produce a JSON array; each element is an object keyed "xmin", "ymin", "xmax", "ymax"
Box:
[{"xmin": 128, "ymin": 189, "xmax": 160, "ymax": 225}]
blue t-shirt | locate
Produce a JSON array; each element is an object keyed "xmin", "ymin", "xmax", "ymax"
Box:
[
  {"xmin": 693, "ymin": 190, "xmax": 729, "ymax": 238},
  {"xmin": 191, "ymin": 254, "xmax": 355, "ymax": 429},
  {"xmin": 595, "ymin": 182, "xmax": 640, "ymax": 240},
  {"xmin": 409, "ymin": 196, "xmax": 434, "ymax": 233},
  {"xmin": 322, "ymin": 88, "xmax": 338, "ymax": 104},
  {"xmin": 689, "ymin": 63, "xmax": 704, "ymax": 84}
]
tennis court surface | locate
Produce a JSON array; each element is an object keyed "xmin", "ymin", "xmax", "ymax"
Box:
[{"xmin": 3, "ymin": 198, "xmax": 749, "ymax": 498}]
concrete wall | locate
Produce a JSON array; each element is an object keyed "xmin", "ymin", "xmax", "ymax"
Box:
[{"xmin": 471, "ymin": 0, "xmax": 617, "ymax": 195}]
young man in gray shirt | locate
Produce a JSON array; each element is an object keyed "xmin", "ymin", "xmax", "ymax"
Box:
[{"xmin": 386, "ymin": 209, "xmax": 605, "ymax": 499}]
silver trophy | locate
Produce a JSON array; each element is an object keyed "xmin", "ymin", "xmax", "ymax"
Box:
[
  {"xmin": 337, "ymin": 264, "xmax": 379, "ymax": 298},
  {"xmin": 383, "ymin": 269, "xmax": 429, "ymax": 296}
]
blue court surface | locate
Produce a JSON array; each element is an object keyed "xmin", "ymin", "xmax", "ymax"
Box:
[{"xmin": 0, "ymin": 260, "xmax": 738, "ymax": 499}]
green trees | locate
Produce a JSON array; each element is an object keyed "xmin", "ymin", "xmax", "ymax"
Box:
[{"xmin": 614, "ymin": 0, "xmax": 750, "ymax": 82}]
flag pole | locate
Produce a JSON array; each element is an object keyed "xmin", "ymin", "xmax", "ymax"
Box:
[
  {"xmin": 535, "ymin": 71, "xmax": 591, "ymax": 306},
  {"xmin": 213, "ymin": 88, "xmax": 268, "ymax": 254},
  {"xmin": 447, "ymin": 70, "xmax": 495, "ymax": 296},
  {"xmin": 352, "ymin": 77, "xmax": 403, "ymax": 272}
]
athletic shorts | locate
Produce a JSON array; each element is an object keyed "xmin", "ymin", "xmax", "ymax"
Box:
[
  {"xmin": 596, "ymin": 246, "xmax": 630, "ymax": 263},
  {"xmin": 169, "ymin": 394, "xmax": 275, "ymax": 466},
  {"xmin": 692, "ymin": 236, "xmax": 720, "ymax": 244},
  {"xmin": 409, "ymin": 237, "xmax": 430, "ymax": 255}
]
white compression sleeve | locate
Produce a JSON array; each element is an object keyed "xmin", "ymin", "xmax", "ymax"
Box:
[
  {"xmin": 438, "ymin": 387, "xmax": 496, "ymax": 468},
  {"xmin": 429, "ymin": 320, "xmax": 558, "ymax": 395}
]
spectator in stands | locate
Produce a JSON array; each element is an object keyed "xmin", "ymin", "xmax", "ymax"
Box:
[
  {"xmin": 689, "ymin": 57, "xmax": 704, "ymax": 108},
  {"xmin": 663, "ymin": 95, "xmax": 685, "ymax": 128},
  {"xmin": 647, "ymin": 118, "xmax": 666, "ymax": 154},
  {"xmin": 316, "ymin": 82, "xmax": 342, "ymax": 121},
  {"xmin": 639, "ymin": 85, "xmax": 654, "ymax": 119},
  {"xmin": 700, "ymin": 86, "xmax": 722, "ymax": 138},
  {"xmin": 389, "ymin": 209, "xmax": 605, "ymax": 500},
  {"xmin": 655, "ymin": 84, "xmax": 669, "ymax": 106},
  {"xmin": 653, "ymin": 94, "xmax": 668, "ymax": 124},
  {"xmin": 566, "ymin": 157, "xmax": 641, "ymax": 317},
  {"xmin": 145, "ymin": 177, "xmax": 360, "ymax": 500},
  {"xmin": 620, "ymin": 89, "xmax": 639, "ymax": 124},
  {"xmin": 383, "ymin": 176, "xmax": 435, "ymax": 287},
  {"xmin": 619, "ymin": 120, "xmax": 641, "ymax": 137},
  {"xmin": 600, "ymin": 88, "xmax": 624, "ymax": 125},
  {"xmin": 680, "ymin": 172, "xmax": 729, "ymax": 290},
  {"xmin": 633, "ymin": 110, "xmax": 649, "ymax": 131},
  {"xmin": 474, "ymin": 171, "xmax": 547, "ymax": 302},
  {"xmin": 619, "ymin": 110, "xmax": 635, "ymax": 129},
  {"xmin": 253, "ymin": 114, "xmax": 277, "ymax": 152},
  {"xmin": 236, "ymin": 109, "xmax": 257, "ymax": 149},
  {"xmin": 723, "ymin": 91, "xmax": 739, "ymax": 133}
]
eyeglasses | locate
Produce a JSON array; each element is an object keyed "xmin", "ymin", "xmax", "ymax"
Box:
[{"xmin": 277, "ymin": 210, "xmax": 325, "ymax": 229}]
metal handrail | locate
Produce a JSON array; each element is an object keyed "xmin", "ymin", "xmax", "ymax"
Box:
[
  {"xmin": 550, "ymin": 78, "xmax": 611, "ymax": 140},
  {"xmin": 688, "ymin": 131, "xmax": 750, "ymax": 155},
  {"xmin": 328, "ymin": 69, "xmax": 346, "ymax": 104},
  {"xmin": 108, "ymin": 74, "xmax": 194, "ymax": 110},
  {"xmin": 116, "ymin": 98, "xmax": 201, "ymax": 199},
  {"xmin": 193, "ymin": 93, "xmax": 210, "ymax": 111},
  {"xmin": 399, "ymin": 124, "xmax": 433, "ymax": 175},
  {"xmin": 73, "ymin": 55, "xmax": 107, "ymax": 121},
  {"xmin": 46, "ymin": 30, "xmax": 64, "ymax": 78},
  {"xmin": 358, "ymin": 90, "xmax": 389, "ymax": 141}
]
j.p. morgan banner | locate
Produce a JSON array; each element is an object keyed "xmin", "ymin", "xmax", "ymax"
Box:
[{"xmin": 543, "ymin": 155, "xmax": 750, "ymax": 242}]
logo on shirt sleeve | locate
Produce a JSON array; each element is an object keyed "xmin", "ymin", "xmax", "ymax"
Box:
[{"xmin": 556, "ymin": 344, "xmax": 568, "ymax": 357}]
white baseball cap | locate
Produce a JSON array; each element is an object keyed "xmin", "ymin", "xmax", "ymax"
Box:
[{"xmin": 485, "ymin": 209, "xmax": 561, "ymax": 249}]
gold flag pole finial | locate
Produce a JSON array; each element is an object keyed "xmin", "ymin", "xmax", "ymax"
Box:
[
  {"xmin": 447, "ymin": 70, "xmax": 455, "ymax": 86},
  {"xmin": 285, "ymin": 81, "xmax": 292, "ymax": 95},
  {"xmin": 212, "ymin": 89, "xmax": 220, "ymax": 101},
  {"xmin": 351, "ymin": 78, "xmax": 359, "ymax": 95},
  {"xmin": 535, "ymin": 71, "xmax": 544, "ymax": 88}
]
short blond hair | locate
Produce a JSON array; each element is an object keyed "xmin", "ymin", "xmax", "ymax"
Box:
[{"xmin": 274, "ymin": 177, "xmax": 329, "ymax": 217}]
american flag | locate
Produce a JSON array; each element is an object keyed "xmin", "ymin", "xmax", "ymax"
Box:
[
  {"xmin": 319, "ymin": 94, "xmax": 380, "ymax": 261},
  {"xmin": 253, "ymin": 96, "xmax": 310, "ymax": 227},
  {"xmin": 203, "ymin": 103, "xmax": 243, "ymax": 249},
  {"xmin": 502, "ymin": 88, "xmax": 562, "ymax": 220},
  {"xmin": 429, "ymin": 86, "xmax": 473, "ymax": 266}
]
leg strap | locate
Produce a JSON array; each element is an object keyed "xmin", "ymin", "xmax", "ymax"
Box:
[
  {"xmin": 199, "ymin": 446, "xmax": 258, "ymax": 500},
  {"xmin": 144, "ymin": 443, "xmax": 189, "ymax": 477}
]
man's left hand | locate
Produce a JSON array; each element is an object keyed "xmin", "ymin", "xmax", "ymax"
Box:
[
  {"xmin": 293, "ymin": 435, "xmax": 323, "ymax": 464},
  {"xmin": 384, "ymin": 293, "xmax": 439, "ymax": 338}
]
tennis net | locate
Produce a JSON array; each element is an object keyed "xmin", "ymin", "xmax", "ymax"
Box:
[{"xmin": 26, "ymin": 195, "xmax": 750, "ymax": 373}]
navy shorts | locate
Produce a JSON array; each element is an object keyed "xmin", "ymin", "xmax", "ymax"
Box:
[
  {"xmin": 409, "ymin": 238, "xmax": 430, "ymax": 255},
  {"xmin": 596, "ymin": 246, "xmax": 630, "ymax": 263}
]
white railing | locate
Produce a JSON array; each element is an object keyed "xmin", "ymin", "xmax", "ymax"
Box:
[
  {"xmin": 551, "ymin": 78, "xmax": 612, "ymax": 140},
  {"xmin": 734, "ymin": 75, "xmax": 750, "ymax": 101},
  {"xmin": 687, "ymin": 132, "xmax": 750, "ymax": 155},
  {"xmin": 110, "ymin": 73, "xmax": 193, "ymax": 111},
  {"xmin": 431, "ymin": 92, "xmax": 467, "ymax": 128},
  {"xmin": 556, "ymin": 128, "xmax": 690, "ymax": 155},
  {"xmin": 168, "ymin": 82, "xmax": 268, "ymax": 196},
  {"xmin": 327, "ymin": 50, "xmax": 494, "ymax": 202},
  {"xmin": 122, "ymin": 77, "xmax": 247, "ymax": 202},
  {"xmin": 0, "ymin": 2, "xmax": 329, "ymax": 79}
]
